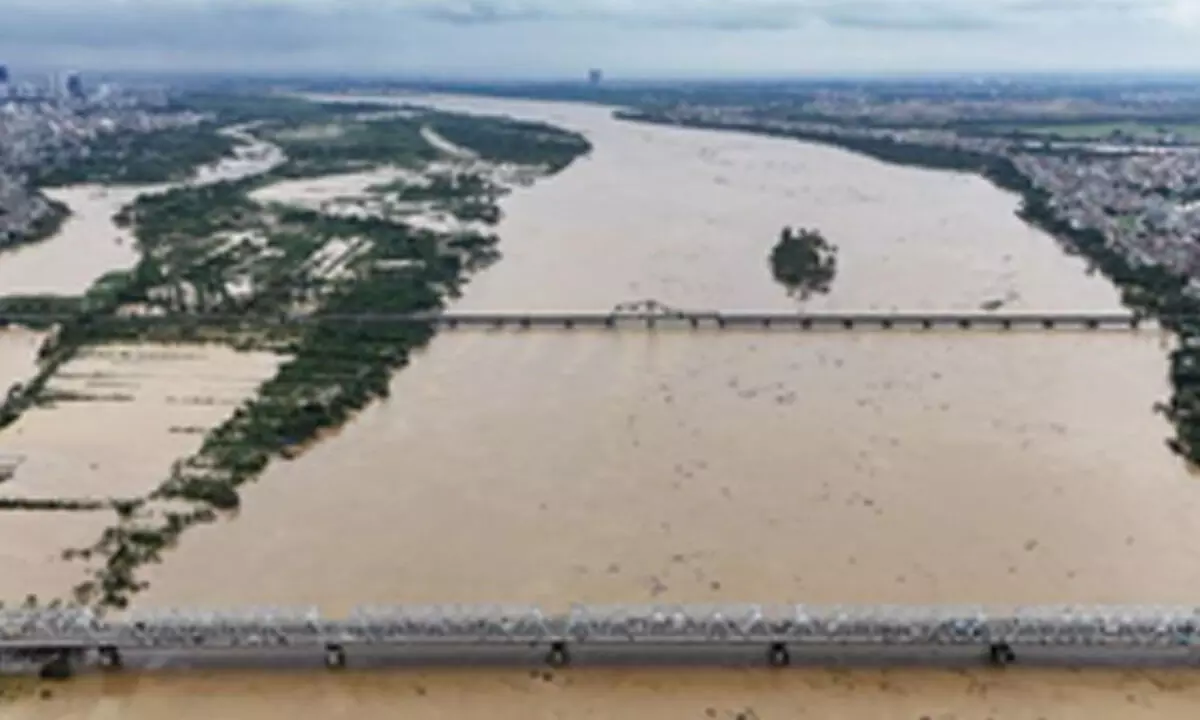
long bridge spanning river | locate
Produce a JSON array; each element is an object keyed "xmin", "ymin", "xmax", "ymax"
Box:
[
  {"xmin": 0, "ymin": 310, "xmax": 1161, "ymax": 332},
  {"xmin": 6, "ymin": 604, "xmax": 1200, "ymax": 676}
]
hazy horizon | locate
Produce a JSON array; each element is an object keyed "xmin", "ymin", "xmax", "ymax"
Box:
[{"xmin": 1, "ymin": 0, "xmax": 1199, "ymax": 78}]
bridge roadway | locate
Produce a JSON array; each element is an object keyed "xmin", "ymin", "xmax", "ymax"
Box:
[
  {"xmin": 0, "ymin": 310, "xmax": 1159, "ymax": 332},
  {"xmin": 5, "ymin": 604, "xmax": 1200, "ymax": 676}
]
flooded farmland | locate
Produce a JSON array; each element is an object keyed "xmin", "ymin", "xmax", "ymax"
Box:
[{"xmin": 4, "ymin": 94, "xmax": 1199, "ymax": 717}]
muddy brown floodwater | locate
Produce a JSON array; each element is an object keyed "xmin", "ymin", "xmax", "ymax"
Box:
[{"xmin": 7, "ymin": 94, "xmax": 1200, "ymax": 716}]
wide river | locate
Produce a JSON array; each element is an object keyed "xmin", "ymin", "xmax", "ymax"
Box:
[{"xmin": 10, "ymin": 94, "xmax": 1200, "ymax": 717}]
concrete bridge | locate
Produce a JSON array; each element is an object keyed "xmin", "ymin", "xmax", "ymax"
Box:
[
  {"xmin": 424, "ymin": 310, "xmax": 1154, "ymax": 331},
  {"xmin": 0, "ymin": 310, "xmax": 1158, "ymax": 332},
  {"xmin": 5, "ymin": 604, "xmax": 1200, "ymax": 676}
]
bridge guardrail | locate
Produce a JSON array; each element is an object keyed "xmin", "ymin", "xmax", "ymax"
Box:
[{"xmin": 5, "ymin": 604, "xmax": 1200, "ymax": 650}]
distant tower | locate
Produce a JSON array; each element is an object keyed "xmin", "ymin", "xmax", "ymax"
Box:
[
  {"xmin": 64, "ymin": 71, "xmax": 84, "ymax": 99},
  {"xmin": 0, "ymin": 65, "xmax": 9, "ymax": 84},
  {"xmin": 588, "ymin": 68, "xmax": 603, "ymax": 86}
]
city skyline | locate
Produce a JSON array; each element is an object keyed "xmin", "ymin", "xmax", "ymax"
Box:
[{"xmin": 0, "ymin": 0, "xmax": 1199, "ymax": 78}]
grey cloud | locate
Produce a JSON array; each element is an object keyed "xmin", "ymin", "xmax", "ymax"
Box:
[
  {"xmin": 403, "ymin": 0, "xmax": 996, "ymax": 30},
  {"xmin": 396, "ymin": 0, "xmax": 1167, "ymax": 30},
  {"xmin": 406, "ymin": 0, "xmax": 812, "ymax": 29},
  {"xmin": 1004, "ymin": 0, "xmax": 1163, "ymax": 13},
  {"xmin": 0, "ymin": 0, "xmax": 1177, "ymax": 49},
  {"xmin": 0, "ymin": 0, "xmax": 1191, "ymax": 75},
  {"xmin": 0, "ymin": 3, "xmax": 386, "ymax": 53},
  {"xmin": 816, "ymin": 2, "xmax": 1000, "ymax": 31}
]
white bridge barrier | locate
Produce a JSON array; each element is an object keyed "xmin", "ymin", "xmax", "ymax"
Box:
[{"xmin": 5, "ymin": 604, "xmax": 1200, "ymax": 675}]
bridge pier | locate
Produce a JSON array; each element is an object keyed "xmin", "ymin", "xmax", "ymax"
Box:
[
  {"xmin": 546, "ymin": 641, "xmax": 571, "ymax": 668},
  {"xmin": 921, "ymin": 319, "xmax": 933, "ymax": 330},
  {"xmin": 989, "ymin": 642, "xmax": 1016, "ymax": 667},
  {"xmin": 519, "ymin": 317, "xmax": 531, "ymax": 329},
  {"xmin": 1042, "ymin": 319, "xmax": 1055, "ymax": 329},
  {"xmin": 958, "ymin": 319, "xmax": 971, "ymax": 329},
  {"xmin": 768, "ymin": 642, "xmax": 790, "ymax": 668},
  {"xmin": 98, "ymin": 645, "xmax": 123, "ymax": 670},
  {"xmin": 801, "ymin": 319, "xmax": 812, "ymax": 330},
  {"xmin": 842, "ymin": 319, "xmax": 854, "ymax": 330},
  {"xmin": 325, "ymin": 643, "xmax": 347, "ymax": 670},
  {"xmin": 1086, "ymin": 319, "xmax": 1099, "ymax": 330},
  {"xmin": 881, "ymin": 319, "xmax": 894, "ymax": 330},
  {"xmin": 38, "ymin": 650, "xmax": 75, "ymax": 680}
]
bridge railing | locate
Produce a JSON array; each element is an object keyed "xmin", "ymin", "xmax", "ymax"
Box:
[{"xmin": 5, "ymin": 604, "xmax": 1200, "ymax": 650}]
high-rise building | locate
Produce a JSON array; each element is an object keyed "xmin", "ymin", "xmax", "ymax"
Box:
[
  {"xmin": 63, "ymin": 71, "xmax": 85, "ymax": 99},
  {"xmin": 588, "ymin": 68, "xmax": 603, "ymax": 86},
  {"xmin": 0, "ymin": 65, "xmax": 9, "ymax": 84}
]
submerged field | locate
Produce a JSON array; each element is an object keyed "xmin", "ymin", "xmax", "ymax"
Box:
[{"xmin": 0, "ymin": 94, "xmax": 592, "ymax": 611}]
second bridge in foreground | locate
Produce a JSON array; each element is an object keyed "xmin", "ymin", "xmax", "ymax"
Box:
[{"xmin": 6, "ymin": 604, "xmax": 1200, "ymax": 676}]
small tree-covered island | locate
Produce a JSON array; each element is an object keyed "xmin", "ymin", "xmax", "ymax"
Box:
[{"xmin": 769, "ymin": 226, "xmax": 838, "ymax": 299}]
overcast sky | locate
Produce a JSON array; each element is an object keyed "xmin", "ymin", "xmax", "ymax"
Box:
[{"xmin": 3, "ymin": 0, "xmax": 1200, "ymax": 78}]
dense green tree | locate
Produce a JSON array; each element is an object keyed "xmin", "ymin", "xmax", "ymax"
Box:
[{"xmin": 769, "ymin": 226, "xmax": 838, "ymax": 299}]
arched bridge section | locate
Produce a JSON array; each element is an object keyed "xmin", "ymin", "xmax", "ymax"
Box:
[{"xmin": 6, "ymin": 604, "xmax": 1200, "ymax": 675}]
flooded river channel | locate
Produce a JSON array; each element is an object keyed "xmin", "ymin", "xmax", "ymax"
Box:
[{"xmin": 7, "ymin": 95, "xmax": 1200, "ymax": 716}]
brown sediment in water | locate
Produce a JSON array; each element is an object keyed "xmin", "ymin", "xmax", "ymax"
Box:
[
  {"xmin": 0, "ymin": 328, "xmax": 45, "ymax": 391},
  {"xmin": 4, "ymin": 94, "xmax": 1196, "ymax": 712},
  {"xmin": 0, "ymin": 133, "xmax": 282, "ymax": 298},
  {"xmin": 0, "ymin": 345, "xmax": 281, "ymax": 604},
  {"xmin": 7, "ymin": 667, "xmax": 1200, "ymax": 719},
  {"xmin": 137, "ymin": 95, "xmax": 1188, "ymax": 616},
  {"xmin": 0, "ymin": 345, "xmax": 281, "ymax": 501}
]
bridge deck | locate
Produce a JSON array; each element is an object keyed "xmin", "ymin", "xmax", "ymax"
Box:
[
  {"xmin": 0, "ymin": 311, "xmax": 1158, "ymax": 332},
  {"xmin": 6, "ymin": 605, "xmax": 1200, "ymax": 674},
  {"xmin": 4, "ymin": 604, "xmax": 1198, "ymax": 651}
]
